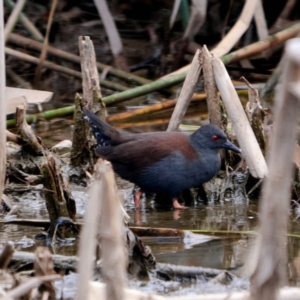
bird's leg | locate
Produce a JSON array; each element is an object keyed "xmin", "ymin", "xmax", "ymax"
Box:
[
  {"xmin": 134, "ymin": 188, "xmax": 143, "ymax": 210},
  {"xmin": 172, "ymin": 198, "xmax": 188, "ymax": 209}
]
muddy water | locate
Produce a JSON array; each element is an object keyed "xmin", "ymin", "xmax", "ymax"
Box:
[{"xmin": 2, "ymin": 115, "xmax": 300, "ymax": 295}]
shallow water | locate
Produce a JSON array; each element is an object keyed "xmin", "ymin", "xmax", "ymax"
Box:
[{"xmin": 2, "ymin": 115, "xmax": 300, "ymax": 296}]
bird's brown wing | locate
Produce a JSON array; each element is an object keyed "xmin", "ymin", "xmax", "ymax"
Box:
[{"xmin": 96, "ymin": 131, "xmax": 199, "ymax": 174}]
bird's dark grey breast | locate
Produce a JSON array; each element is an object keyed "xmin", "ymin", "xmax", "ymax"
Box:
[{"xmin": 135, "ymin": 149, "xmax": 221, "ymax": 197}]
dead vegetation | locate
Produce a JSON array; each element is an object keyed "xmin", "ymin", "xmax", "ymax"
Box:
[{"xmin": 1, "ymin": 0, "xmax": 300, "ymax": 299}]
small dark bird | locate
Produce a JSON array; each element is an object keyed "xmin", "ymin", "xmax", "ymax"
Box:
[{"xmin": 83, "ymin": 108, "xmax": 241, "ymax": 209}]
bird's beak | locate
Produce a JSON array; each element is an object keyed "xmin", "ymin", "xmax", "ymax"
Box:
[{"xmin": 222, "ymin": 140, "xmax": 242, "ymax": 154}]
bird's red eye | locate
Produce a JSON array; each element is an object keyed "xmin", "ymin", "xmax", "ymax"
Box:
[{"xmin": 212, "ymin": 135, "xmax": 219, "ymax": 142}]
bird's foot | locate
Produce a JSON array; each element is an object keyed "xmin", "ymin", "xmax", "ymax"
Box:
[{"xmin": 172, "ymin": 199, "xmax": 188, "ymax": 209}]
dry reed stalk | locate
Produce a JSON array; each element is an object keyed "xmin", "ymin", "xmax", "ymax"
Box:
[
  {"xmin": 169, "ymin": 0, "xmax": 181, "ymax": 29},
  {"xmin": 167, "ymin": 49, "xmax": 202, "ymax": 132},
  {"xmin": 77, "ymin": 160, "xmax": 126, "ymax": 300},
  {"xmin": 209, "ymin": 0, "xmax": 259, "ymax": 57},
  {"xmin": 164, "ymin": 22, "xmax": 300, "ymax": 78},
  {"xmin": 254, "ymin": 0, "xmax": 270, "ymax": 58},
  {"xmin": 98, "ymin": 161, "xmax": 126, "ymax": 300},
  {"xmin": 183, "ymin": 0, "xmax": 207, "ymax": 40},
  {"xmin": 212, "ymin": 56, "xmax": 268, "ymax": 178},
  {"xmin": 76, "ymin": 160, "xmax": 103, "ymax": 300},
  {"xmin": 251, "ymin": 38, "xmax": 300, "ymax": 300},
  {"xmin": 3, "ymin": 0, "xmax": 26, "ymax": 42},
  {"xmin": 93, "ymin": 0, "xmax": 127, "ymax": 70},
  {"xmin": 0, "ymin": 0, "xmax": 6, "ymax": 202}
]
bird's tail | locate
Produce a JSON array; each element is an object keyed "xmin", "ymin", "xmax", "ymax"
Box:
[{"xmin": 83, "ymin": 108, "xmax": 120, "ymax": 146}]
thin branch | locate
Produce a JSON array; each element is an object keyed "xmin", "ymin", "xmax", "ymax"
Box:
[{"xmin": 33, "ymin": 0, "xmax": 58, "ymax": 85}]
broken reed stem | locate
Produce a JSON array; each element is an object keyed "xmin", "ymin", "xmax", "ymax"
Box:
[
  {"xmin": 78, "ymin": 36, "xmax": 105, "ymax": 114},
  {"xmin": 167, "ymin": 49, "xmax": 202, "ymax": 132},
  {"xmin": 15, "ymin": 103, "xmax": 44, "ymax": 155},
  {"xmin": 3, "ymin": 0, "xmax": 26, "ymax": 42},
  {"xmin": 251, "ymin": 38, "xmax": 300, "ymax": 300},
  {"xmin": 71, "ymin": 36, "xmax": 106, "ymax": 169},
  {"xmin": 212, "ymin": 56, "xmax": 268, "ymax": 178},
  {"xmin": 41, "ymin": 154, "xmax": 72, "ymax": 233},
  {"xmin": 0, "ymin": 0, "xmax": 6, "ymax": 202},
  {"xmin": 242, "ymin": 77, "xmax": 266, "ymax": 155},
  {"xmin": 201, "ymin": 45, "xmax": 222, "ymax": 128},
  {"xmin": 70, "ymin": 94, "xmax": 92, "ymax": 168}
]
